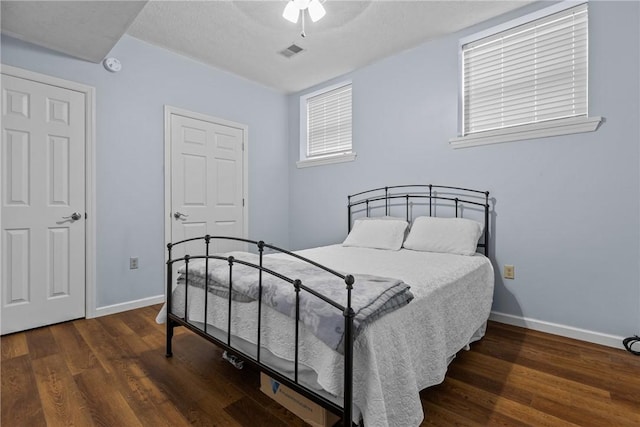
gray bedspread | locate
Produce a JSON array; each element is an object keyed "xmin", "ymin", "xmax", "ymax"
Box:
[{"xmin": 177, "ymin": 251, "xmax": 413, "ymax": 353}]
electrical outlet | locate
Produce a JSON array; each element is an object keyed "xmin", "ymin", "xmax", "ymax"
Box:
[
  {"xmin": 504, "ymin": 265, "xmax": 515, "ymax": 279},
  {"xmin": 130, "ymin": 257, "xmax": 139, "ymax": 270}
]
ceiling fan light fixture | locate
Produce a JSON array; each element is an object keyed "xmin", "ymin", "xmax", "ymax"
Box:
[
  {"xmin": 307, "ymin": 0, "xmax": 326, "ymax": 22},
  {"xmin": 283, "ymin": 1, "xmax": 300, "ymax": 23},
  {"xmin": 294, "ymin": 0, "xmax": 311, "ymax": 9},
  {"xmin": 283, "ymin": 0, "xmax": 325, "ymax": 26}
]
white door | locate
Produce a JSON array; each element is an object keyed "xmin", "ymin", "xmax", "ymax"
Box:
[
  {"xmin": 170, "ymin": 112, "xmax": 246, "ymax": 257},
  {"xmin": 1, "ymin": 73, "xmax": 86, "ymax": 334}
]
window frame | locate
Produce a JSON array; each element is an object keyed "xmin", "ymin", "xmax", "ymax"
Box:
[
  {"xmin": 450, "ymin": 1, "xmax": 601, "ymax": 149},
  {"xmin": 297, "ymin": 81, "xmax": 356, "ymax": 168}
]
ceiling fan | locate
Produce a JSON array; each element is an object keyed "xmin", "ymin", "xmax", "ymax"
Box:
[{"xmin": 282, "ymin": 0, "xmax": 326, "ymax": 37}]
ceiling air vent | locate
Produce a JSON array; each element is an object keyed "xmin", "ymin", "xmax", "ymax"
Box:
[{"xmin": 279, "ymin": 44, "xmax": 304, "ymax": 58}]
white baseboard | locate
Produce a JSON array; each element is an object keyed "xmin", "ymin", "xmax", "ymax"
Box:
[
  {"xmin": 90, "ymin": 300, "xmax": 626, "ymax": 349},
  {"xmin": 92, "ymin": 294, "xmax": 165, "ymax": 318},
  {"xmin": 489, "ymin": 311, "xmax": 625, "ymax": 350}
]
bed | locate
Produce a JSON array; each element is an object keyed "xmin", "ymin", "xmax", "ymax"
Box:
[{"xmin": 159, "ymin": 185, "xmax": 494, "ymax": 426}]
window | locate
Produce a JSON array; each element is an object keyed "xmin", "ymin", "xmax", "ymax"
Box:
[
  {"xmin": 297, "ymin": 82, "xmax": 355, "ymax": 168},
  {"xmin": 451, "ymin": 2, "xmax": 601, "ymax": 148}
]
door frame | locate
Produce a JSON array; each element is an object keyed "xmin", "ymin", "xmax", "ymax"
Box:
[
  {"xmin": 0, "ymin": 64, "xmax": 97, "ymax": 319},
  {"xmin": 163, "ymin": 105, "xmax": 249, "ymax": 264}
]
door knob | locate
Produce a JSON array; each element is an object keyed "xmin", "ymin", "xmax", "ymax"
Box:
[
  {"xmin": 63, "ymin": 212, "xmax": 82, "ymax": 221},
  {"xmin": 173, "ymin": 211, "xmax": 189, "ymax": 220}
]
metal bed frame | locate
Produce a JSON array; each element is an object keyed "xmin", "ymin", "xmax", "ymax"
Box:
[{"xmin": 165, "ymin": 185, "xmax": 490, "ymax": 427}]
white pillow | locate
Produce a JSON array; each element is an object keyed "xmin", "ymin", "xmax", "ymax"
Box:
[
  {"xmin": 403, "ymin": 216, "xmax": 483, "ymax": 256},
  {"xmin": 343, "ymin": 217, "xmax": 409, "ymax": 251}
]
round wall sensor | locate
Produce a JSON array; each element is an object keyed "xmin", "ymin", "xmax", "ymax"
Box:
[{"xmin": 103, "ymin": 57, "xmax": 122, "ymax": 73}]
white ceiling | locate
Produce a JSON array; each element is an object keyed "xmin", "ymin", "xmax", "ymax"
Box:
[
  {"xmin": 1, "ymin": 0, "xmax": 536, "ymax": 93},
  {"xmin": 1, "ymin": 1, "xmax": 148, "ymax": 63}
]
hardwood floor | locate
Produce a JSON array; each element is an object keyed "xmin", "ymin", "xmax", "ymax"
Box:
[{"xmin": 2, "ymin": 305, "xmax": 639, "ymax": 426}]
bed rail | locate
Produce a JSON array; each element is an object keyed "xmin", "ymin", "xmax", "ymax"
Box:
[
  {"xmin": 165, "ymin": 236, "xmax": 356, "ymax": 426},
  {"xmin": 348, "ymin": 184, "xmax": 490, "ymax": 257}
]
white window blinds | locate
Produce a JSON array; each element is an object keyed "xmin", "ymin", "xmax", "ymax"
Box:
[
  {"xmin": 462, "ymin": 3, "xmax": 588, "ymax": 136},
  {"xmin": 306, "ymin": 83, "xmax": 352, "ymax": 158}
]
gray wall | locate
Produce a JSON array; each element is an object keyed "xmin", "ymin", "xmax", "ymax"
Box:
[
  {"xmin": 1, "ymin": 34, "xmax": 290, "ymax": 308},
  {"xmin": 288, "ymin": 1, "xmax": 640, "ymax": 337}
]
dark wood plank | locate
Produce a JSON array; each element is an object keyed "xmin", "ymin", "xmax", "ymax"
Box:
[
  {"xmin": 138, "ymin": 347, "xmax": 242, "ymax": 426},
  {"xmin": 158, "ymin": 335, "xmax": 245, "ymax": 407},
  {"xmin": 478, "ymin": 333, "xmax": 640, "ymax": 398},
  {"xmin": 90, "ymin": 326, "xmax": 200, "ymax": 427},
  {"xmin": 73, "ymin": 317, "xmax": 137, "ymax": 375},
  {"xmin": 421, "ymin": 401, "xmax": 483, "ymax": 426},
  {"xmin": 0, "ymin": 332, "xmax": 29, "ymax": 361},
  {"xmin": 73, "ymin": 365, "xmax": 144, "ymax": 427},
  {"xmin": 166, "ymin": 333, "xmax": 309, "ymax": 426},
  {"xmin": 225, "ymin": 396, "xmax": 289, "ymax": 427},
  {"xmin": 1, "ymin": 355, "xmax": 47, "ymax": 426},
  {"xmin": 115, "ymin": 306, "xmax": 161, "ymax": 338},
  {"xmin": 531, "ymin": 394, "xmax": 640, "ymax": 427},
  {"xmin": 96, "ymin": 314, "xmax": 151, "ymax": 356},
  {"xmin": 445, "ymin": 358, "xmax": 534, "ymax": 407},
  {"xmin": 31, "ymin": 354, "xmax": 95, "ymax": 426},
  {"xmin": 49, "ymin": 321, "xmax": 99, "ymax": 375},
  {"xmin": 26, "ymin": 326, "xmax": 59, "ymax": 360},
  {"xmin": 455, "ymin": 350, "xmax": 610, "ymax": 403},
  {"xmin": 421, "ymin": 380, "xmax": 532, "ymax": 427},
  {"xmin": 77, "ymin": 316, "xmax": 194, "ymax": 426}
]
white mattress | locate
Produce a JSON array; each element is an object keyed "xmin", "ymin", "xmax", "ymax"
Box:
[{"xmin": 158, "ymin": 245, "xmax": 494, "ymax": 426}]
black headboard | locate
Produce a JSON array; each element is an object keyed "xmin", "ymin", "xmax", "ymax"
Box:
[{"xmin": 347, "ymin": 185, "xmax": 490, "ymax": 257}]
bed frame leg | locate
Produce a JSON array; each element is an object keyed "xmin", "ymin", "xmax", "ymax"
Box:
[{"xmin": 166, "ymin": 319, "xmax": 174, "ymax": 358}]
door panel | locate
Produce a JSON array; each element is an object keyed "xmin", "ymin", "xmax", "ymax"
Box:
[
  {"xmin": 5, "ymin": 228, "xmax": 29, "ymax": 304},
  {"xmin": 1, "ymin": 74, "xmax": 86, "ymax": 334},
  {"xmin": 170, "ymin": 113, "xmax": 245, "ymax": 257},
  {"xmin": 5, "ymin": 129, "xmax": 30, "ymax": 205},
  {"xmin": 48, "ymin": 227, "xmax": 70, "ymax": 297},
  {"xmin": 183, "ymin": 154, "xmax": 207, "ymax": 205}
]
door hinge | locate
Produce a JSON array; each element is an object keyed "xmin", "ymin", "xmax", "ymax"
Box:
[
  {"xmin": 242, "ymin": 198, "xmax": 245, "ymax": 207},
  {"xmin": 242, "ymin": 142, "xmax": 245, "ymax": 151},
  {"xmin": 85, "ymin": 212, "xmax": 87, "ymax": 219}
]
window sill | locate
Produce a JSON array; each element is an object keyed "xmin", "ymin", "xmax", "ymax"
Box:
[
  {"xmin": 449, "ymin": 116, "xmax": 603, "ymax": 149},
  {"xmin": 296, "ymin": 152, "xmax": 357, "ymax": 169}
]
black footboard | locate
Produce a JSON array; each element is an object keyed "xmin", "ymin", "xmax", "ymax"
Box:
[{"xmin": 165, "ymin": 236, "xmax": 356, "ymax": 426}]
